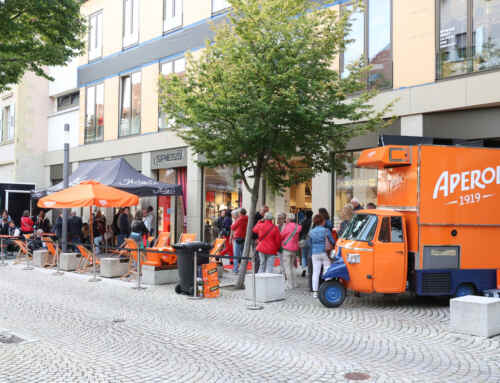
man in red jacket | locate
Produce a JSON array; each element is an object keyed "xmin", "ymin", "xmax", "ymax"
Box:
[
  {"xmin": 252, "ymin": 212, "xmax": 281, "ymax": 273},
  {"xmin": 230, "ymin": 208, "xmax": 248, "ymax": 273}
]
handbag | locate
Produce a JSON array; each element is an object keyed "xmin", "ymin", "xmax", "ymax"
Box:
[{"xmin": 325, "ymin": 233, "xmax": 334, "ymax": 254}]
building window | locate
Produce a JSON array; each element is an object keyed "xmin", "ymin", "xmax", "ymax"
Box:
[
  {"xmin": 88, "ymin": 11, "xmax": 103, "ymax": 61},
  {"xmin": 57, "ymin": 92, "xmax": 80, "ymax": 112},
  {"xmin": 85, "ymin": 84, "xmax": 104, "ymax": 144},
  {"xmin": 159, "ymin": 57, "xmax": 185, "ymax": 130},
  {"xmin": 164, "ymin": 0, "xmax": 182, "ymax": 32},
  {"xmin": 123, "ymin": 0, "xmax": 139, "ymax": 48},
  {"xmin": 212, "ymin": 0, "xmax": 230, "ymax": 14},
  {"xmin": 341, "ymin": 0, "xmax": 393, "ymax": 89},
  {"xmin": 438, "ymin": 0, "xmax": 500, "ymax": 79},
  {"xmin": 119, "ymin": 72, "xmax": 141, "ymax": 137},
  {"xmin": 0, "ymin": 104, "xmax": 15, "ymax": 143}
]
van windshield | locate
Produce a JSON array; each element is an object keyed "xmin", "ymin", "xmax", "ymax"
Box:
[{"xmin": 342, "ymin": 214, "xmax": 378, "ymax": 242}]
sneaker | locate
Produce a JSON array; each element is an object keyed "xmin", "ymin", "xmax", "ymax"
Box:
[{"xmin": 312, "ymin": 292, "xmax": 318, "ymax": 298}]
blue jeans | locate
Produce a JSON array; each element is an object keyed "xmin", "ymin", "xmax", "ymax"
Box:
[
  {"xmin": 232, "ymin": 239, "xmax": 243, "ymax": 273},
  {"xmin": 117, "ymin": 234, "xmax": 127, "ymax": 246},
  {"xmin": 301, "ymin": 243, "xmax": 311, "ymax": 268},
  {"xmin": 258, "ymin": 252, "xmax": 275, "ymax": 273}
]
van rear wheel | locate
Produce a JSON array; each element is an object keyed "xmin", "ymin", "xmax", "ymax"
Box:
[
  {"xmin": 319, "ymin": 280, "xmax": 346, "ymax": 308},
  {"xmin": 454, "ymin": 283, "xmax": 476, "ymax": 298}
]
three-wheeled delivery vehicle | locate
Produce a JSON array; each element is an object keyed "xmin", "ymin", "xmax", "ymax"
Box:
[{"xmin": 319, "ymin": 145, "xmax": 500, "ymax": 307}]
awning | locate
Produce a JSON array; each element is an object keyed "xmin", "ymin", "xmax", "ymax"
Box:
[{"xmin": 32, "ymin": 158, "xmax": 182, "ymax": 198}]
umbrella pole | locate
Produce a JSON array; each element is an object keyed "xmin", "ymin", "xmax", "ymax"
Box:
[{"xmin": 88, "ymin": 206, "xmax": 101, "ymax": 283}]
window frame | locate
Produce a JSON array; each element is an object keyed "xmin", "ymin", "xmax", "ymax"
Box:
[
  {"xmin": 158, "ymin": 57, "xmax": 185, "ymax": 131},
  {"xmin": 85, "ymin": 83, "xmax": 105, "ymax": 144},
  {"xmin": 57, "ymin": 92, "xmax": 80, "ymax": 112},
  {"xmin": 88, "ymin": 10, "xmax": 103, "ymax": 62},
  {"xmin": 212, "ymin": 0, "xmax": 230, "ymax": 15},
  {"xmin": 436, "ymin": 0, "xmax": 500, "ymax": 80},
  {"xmin": 119, "ymin": 71, "xmax": 142, "ymax": 138},
  {"xmin": 340, "ymin": 0, "xmax": 393, "ymax": 90},
  {"xmin": 122, "ymin": 0, "xmax": 140, "ymax": 49},
  {"xmin": 164, "ymin": 0, "xmax": 183, "ymax": 33}
]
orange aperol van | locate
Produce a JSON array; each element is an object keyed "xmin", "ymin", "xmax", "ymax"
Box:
[{"xmin": 319, "ymin": 145, "xmax": 500, "ymax": 308}]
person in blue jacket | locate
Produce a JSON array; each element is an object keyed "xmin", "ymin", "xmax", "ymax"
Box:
[{"xmin": 308, "ymin": 214, "xmax": 336, "ymax": 298}]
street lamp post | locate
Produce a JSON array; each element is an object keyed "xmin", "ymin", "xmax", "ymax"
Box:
[{"xmin": 62, "ymin": 123, "xmax": 70, "ymax": 253}]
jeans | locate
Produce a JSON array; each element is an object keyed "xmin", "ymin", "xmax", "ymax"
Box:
[
  {"xmin": 94, "ymin": 236, "xmax": 103, "ymax": 255},
  {"xmin": 312, "ymin": 252, "xmax": 332, "ymax": 292},
  {"xmin": 117, "ymin": 234, "xmax": 127, "ymax": 246},
  {"xmin": 258, "ymin": 252, "xmax": 275, "ymax": 273},
  {"xmin": 282, "ymin": 250, "xmax": 297, "ymax": 289},
  {"xmin": 301, "ymin": 243, "xmax": 311, "ymax": 268},
  {"xmin": 232, "ymin": 239, "xmax": 243, "ymax": 273}
]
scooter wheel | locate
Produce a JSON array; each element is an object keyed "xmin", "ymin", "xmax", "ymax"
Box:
[{"xmin": 319, "ymin": 280, "xmax": 346, "ymax": 308}]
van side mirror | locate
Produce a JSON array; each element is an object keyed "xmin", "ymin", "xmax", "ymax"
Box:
[{"xmin": 368, "ymin": 241, "xmax": 374, "ymax": 247}]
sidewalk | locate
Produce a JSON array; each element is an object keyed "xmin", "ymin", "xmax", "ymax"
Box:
[{"xmin": 0, "ymin": 262, "xmax": 498, "ymax": 382}]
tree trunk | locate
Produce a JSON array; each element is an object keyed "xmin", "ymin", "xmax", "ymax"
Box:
[{"xmin": 234, "ymin": 167, "xmax": 262, "ymax": 289}]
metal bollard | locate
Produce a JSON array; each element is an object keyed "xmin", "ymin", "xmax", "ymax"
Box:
[
  {"xmin": 88, "ymin": 241, "xmax": 101, "ymax": 283},
  {"xmin": 0, "ymin": 238, "xmax": 7, "ymax": 267},
  {"xmin": 188, "ymin": 249, "xmax": 202, "ymax": 300},
  {"xmin": 53, "ymin": 240, "xmax": 64, "ymax": 276},
  {"xmin": 247, "ymin": 250, "xmax": 263, "ymax": 310},
  {"xmin": 132, "ymin": 246, "xmax": 146, "ymax": 290},
  {"xmin": 23, "ymin": 239, "xmax": 33, "ymax": 271}
]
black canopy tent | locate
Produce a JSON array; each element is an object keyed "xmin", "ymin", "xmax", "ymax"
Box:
[{"xmin": 31, "ymin": 158, "xmax": 182, "ymax": 199}]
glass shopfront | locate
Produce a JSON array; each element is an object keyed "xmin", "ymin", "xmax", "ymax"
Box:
[
  {"xmin": 157, "ymin": 167, "xmax": 186, "ymax": 244},
  {"xmin": 203, "ymin": 167, "xmax": 240, "ymax": 242},
  {"xmin": 334, "ymin": 151, "xmax": 377, "ymax": 226}
]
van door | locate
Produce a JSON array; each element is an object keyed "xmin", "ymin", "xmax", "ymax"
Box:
[{"xmin": 373, "ymin": 216, "xmax": 407, "ymax": 293}]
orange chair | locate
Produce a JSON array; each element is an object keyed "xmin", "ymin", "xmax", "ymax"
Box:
[
  {"xmin": 179, "ymin": 233, "xmax": 196, "ymax": 243},
  {"xmin": 43, "ymin": 238, "xmax": 59, "ymax": 266},
  {"xmin": 154, "ymin": 232, "xmax": 170, "ymax": 248},
  {"xmin": 13, "ymin": 239, "xmax": 32, "ymax": 264},
  {"xmin": 76, "ymin": 244, "xmax": 100, "ymax": 272},
  {"xmin": 121, "ymin": 238, "xmax": 142, "ymax": 279},
  {"xmin": 210, "ymin": 238, "xmax": 226, "ymax": 256}
]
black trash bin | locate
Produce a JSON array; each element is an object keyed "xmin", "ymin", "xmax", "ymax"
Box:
[{"xmin": 173, "ymin": 241, "xmax": 211, "ymax": 295}]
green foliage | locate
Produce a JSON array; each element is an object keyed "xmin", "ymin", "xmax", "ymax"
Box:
[
  {"xmin": 159, "ymin": 0, "xmax": 392, "ymax": 194},
  {"xmin": 0, "ymin": 0, "xmax": 86, "ymax": 92}
]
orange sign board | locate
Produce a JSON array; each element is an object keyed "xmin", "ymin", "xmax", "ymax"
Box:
[{"xmin": 420, "ymin": 146, "xmax": 500, "ymax": 225}]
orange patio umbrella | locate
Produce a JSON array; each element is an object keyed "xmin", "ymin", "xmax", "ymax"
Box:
[{"xmin": 37, "ymin": 180, "xmax": 139, "ymax": 282}]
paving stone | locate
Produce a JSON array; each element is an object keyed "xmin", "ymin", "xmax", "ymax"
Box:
[{"xmin": 0, "ymin": 263, "xmax": 498, "ymax": 382}]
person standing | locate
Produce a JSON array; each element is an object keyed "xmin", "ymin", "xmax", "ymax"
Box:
[
  {"xmin": 68, "ymin": 211, "xmax": 83, "ymax": 245},
  {"xmin": 299, "ymin": 210, "xmax": 313, "ymax": 277},
  {"xmin": 130, "ymin": 210, "xmax": 148, "ymax": 247},
  {"xmin": 118, "ymin": 207, "xmax": 131, "ymax": 246},
  {"xmin": 338, "ymin": 204, "xmax": 354, "ymax": 237},
  {"xmin": 276, "ymin": 212, "xmax": 286, "ymax": 273},
  {"xmin": 53, "ymin": 212, "xmax": 63, "ymax": 240},
  {"xmin": 94, "ymin": 210, "xmax": 106, "ymax": 255},
  {"xmin": 35, "ymin": 210, "xmax": 51, "ymax": 233},
  {"xmin": 222, "ymin": 210, "xmax": 233, "ymax": 237},
  {"xmin": 20, "ymin": 210, "xmax": 34, "ymax": 235},
  {"xmin": 350, "ymin": 197, "xmax": 363, "ymax": 211},
  {"xmin": 280, "ymin": 213, "xmax": 302, "ymax": 289},
  {"xmin": 252, "ymin": 212, "xmax": 281, "ymax": 273},
  {"xmin": 0, "ymin": 215, "xmax": 9, "ymax": 235},
  {"xmin": 308, "ymin": 214, "xmax": 336, "ymax": 298},
  {"xmin": 251, "ymin": 206, "xmax": 268, "ymax": 272},
  {"xmin": 231, "ymin": 208, "xmax": 248, "ymax": 273},
  {"xmin": 318, "ymin": 208, "xmax": 333, "ymax": 230},
  {"xmin": 143, "ymin": 206, "xmax": 155, "ymax": 237}
]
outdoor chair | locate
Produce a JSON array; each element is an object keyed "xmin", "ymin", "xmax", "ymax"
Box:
[
  {"xmin": 120, "ymin": 239, "xmax": 142, "ymax": 280},
  {"xmin": 75, "ymin": 244, "xmax": 100, "ymax": 273},
  {"xmin": 43, "ymin": 238, "xmax": 59, "ymax": 267},
  {"xmin": 13, "ymin": 239, "xmax": 32, "ymax": 264}
]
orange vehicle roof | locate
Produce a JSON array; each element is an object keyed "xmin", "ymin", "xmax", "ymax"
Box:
[
  {"xmin": 356, "ymin": 209, "xmax": 403, "ymax": 216},
  {"xmin": 357, "ymin": 146, "xmax": 411, "ymax": 169}
]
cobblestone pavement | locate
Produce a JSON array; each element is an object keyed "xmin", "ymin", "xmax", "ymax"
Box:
[{"xmin": 0, "ymin": 263, "xmax": 499, "ymax": 383}]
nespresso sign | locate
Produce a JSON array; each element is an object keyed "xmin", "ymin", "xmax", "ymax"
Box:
[{"xmin": 151, "ymin": 148, "xmax": 187, "ymax": 169}]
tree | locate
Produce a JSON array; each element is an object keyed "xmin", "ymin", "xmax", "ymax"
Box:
[
  {"xmin": 159, "ymin": 0, "xmax": 392, "ymax": 289},
  {"xmin": 0, "ymin": 0, "xmax": 86, "ymax": 92}
]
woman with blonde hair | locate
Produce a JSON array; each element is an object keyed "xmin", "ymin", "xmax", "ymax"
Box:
[{"xmin": 338, "ymin": 204, "xmax": 354, "ymax": 236}]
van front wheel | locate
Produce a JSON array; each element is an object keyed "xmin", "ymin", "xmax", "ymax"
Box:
[{"xmin": 319, "ymin": 280, "xmax": 346, "ymax": 308}]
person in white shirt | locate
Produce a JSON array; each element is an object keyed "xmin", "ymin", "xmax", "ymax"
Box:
[{"xmin": 143, "ymin": 206, "xmax": 155, "ymax": 237}]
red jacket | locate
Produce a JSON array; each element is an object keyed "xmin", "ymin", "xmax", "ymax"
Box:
[
  {"xmin": 231, "ymin": 215, "xmax": 248, "ymax": 239},
  {"xmin": 253, "ymin": 220, "xmax": 281, "ymax": 255},
  {"xmin": 20, "ymin": 216, "xmax": 34, "ymax": 233}
]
